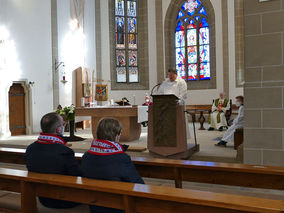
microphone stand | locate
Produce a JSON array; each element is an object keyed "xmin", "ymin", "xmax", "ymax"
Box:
[{"xmin": 150, "ymin": 83, "xmax": 161, "ymax": 97}]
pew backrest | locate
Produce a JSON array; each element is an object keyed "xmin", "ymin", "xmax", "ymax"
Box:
[
  {"xmin": 0, "ymin": 167, "xmax": 284, "ymax": 213},
  {"xmin": 1, "ymin": 147, "xmax": 284, "ymax": 190}
]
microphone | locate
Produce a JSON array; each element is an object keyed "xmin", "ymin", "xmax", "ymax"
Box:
[{"xmin": 150, "ymin": 83, "xmax": 161, "ymax": 97}]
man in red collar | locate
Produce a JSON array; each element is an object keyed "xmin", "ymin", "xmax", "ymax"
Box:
[{"xmin": 25, "ymin": 112, "xmax": 82, "ymax": 209}]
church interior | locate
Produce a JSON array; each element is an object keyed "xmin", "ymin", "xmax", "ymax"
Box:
[{"xmin": 1, "ymin": 0, "xmax": 284, "ymax": 212}]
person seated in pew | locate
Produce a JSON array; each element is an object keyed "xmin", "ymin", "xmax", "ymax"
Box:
[
  {"xmin": 215, "ymin": 96, "xmax": 244, "ymax": 147},
  {"xmin": 208, "ymin": 92, "xmax": 230, "ymax": 131},
  {"xmin": 82, "ymin": 117, "xmax": 144, "ymax": 213},
  {"xmin": 24, "ymin": 112, "xmax": 82, "ymax": 209}
]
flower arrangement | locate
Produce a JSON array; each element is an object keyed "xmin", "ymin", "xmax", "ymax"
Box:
[{"xmin": 56, "ymin": 104, "xmax": 75, "ymax": 121}]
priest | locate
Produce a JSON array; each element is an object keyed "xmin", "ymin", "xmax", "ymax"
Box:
[
  {"xmin": 208, "ymin": 92, "xmax": 230, "ymax": 131},
  {"xmin": 158, "ymin": 68, "xmax": 190, "ymax": 138}
]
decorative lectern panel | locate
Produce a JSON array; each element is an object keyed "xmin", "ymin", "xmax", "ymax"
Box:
[
  {"xmin": 153, "ymin": 103, "xmax": 176, "ymax": 147},
  {"xmin": 152, "ymin": 95, "xmax": 178, "ymax": 147}
]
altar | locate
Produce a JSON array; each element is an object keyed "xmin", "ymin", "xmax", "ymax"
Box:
[{"xmin": 76, "ymin": 106, "xmax": 141, "ymax": 142}]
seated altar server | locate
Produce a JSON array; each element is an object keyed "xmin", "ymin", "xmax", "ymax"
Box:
[
  {"xmin": 25, "ymin": 112, "xmax": 82, "ymax": 209},
  {"xmin": 215, "ymin": 96, "xmax": 244, "ymax": 147},
  {"xmin": 82, "ymin": 117, "xmax": 144, "ymax": 213},
  {"xmin": 158, "ymin": 68, "xmax": 190, "ymax": 138},
  {"xmin": 208, "ymin": 92, "xmax": 230, "ymax": 131}
]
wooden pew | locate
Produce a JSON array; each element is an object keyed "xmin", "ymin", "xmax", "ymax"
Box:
[
  {"xmin": 1, "ymin": 147, "xmax": 284, "ymax": 191},
  {"xmin": 0, "ymin": 167, "xmax": 283, "ymax": 213}
]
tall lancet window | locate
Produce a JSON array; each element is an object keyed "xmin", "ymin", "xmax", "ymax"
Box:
[
  {"xmin": 115, "ymin": 0, "xmax": 139, "ymax": 83},
  {"xmin": 175, "ymin": 0, "xmax": 210, "ymax": 81}
]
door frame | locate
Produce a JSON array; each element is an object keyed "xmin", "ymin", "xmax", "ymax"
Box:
[{"xmin": 10, "ymin": 80, "xmax": 32, "ymax": 135}]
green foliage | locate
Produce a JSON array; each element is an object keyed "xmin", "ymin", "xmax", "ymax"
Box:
[{"xmin": 56, "ymin": 104, "xmax": 75, "ymax": 121}]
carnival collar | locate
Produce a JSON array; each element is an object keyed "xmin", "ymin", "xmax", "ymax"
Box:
[
  {"xmin": 88, "ymin": 139, "xmax": 124, "ymax": 156},
  {"xmin": 36, "ymin": 133, "xmax": 66, "ymax": 145}
]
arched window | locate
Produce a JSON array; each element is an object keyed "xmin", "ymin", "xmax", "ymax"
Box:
[
  {"xmin": 110, "ymin": 0, "xmax": 148, "ymax": 90},
  {"xmin": 115, "ymin": 0, "xmax": 138, "ymax": 83},
  {"xmin": 175, "ymin": 0, "xmax": 210, "ymax": 81}
]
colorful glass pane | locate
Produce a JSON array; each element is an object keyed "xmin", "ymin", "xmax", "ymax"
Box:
[
  {"xmin": 200, "ymin": 45, "xmax": 210, "ymax": 63},
  {"xmin": 199, "ymin": 27, "xmax": 209, "ymax": 45},
  {"xmin": 176, "ymin": 23, "xmax": 184, "ymax": 31},
  {"xmin": 115, "ymin": 0, "xmax": 125, "ymax": 16},
  {"xmin": 116, "ymin": 17, "xmax": 125, "ymax": 48},
  {"xmin": 117, "ymin": 67, "xmax": 127, "ymax": 82},
  {"xmin": 176, "ymin": 48, "xmax": 186, "ymax": 65},
  {"xmin": 182, "ymin": 0, "xmax": 201, "ymax": 16},
  {"xmin": 199, "ymin": 18, "xmax": 209, "ymax": 27},
  {"xmin": 176, "ymin": 64, "xmax": 186, "ymax": 80},
  {"xmin": 188, "ymin": 46, "xmax": 197, "ymax": 64},
  {"xmin": 128, "ymin": 18, "xmax": 136, "ymax": 33},
  {"xmin": 127, "ymin": 0, "xmax": 137, "ymax": 17},
  {"xmin": 128, "ymin": 34, "xmax": 137, "ymax": 49},
  {"xmin": 187, "ymin": 20, "xmax": 196, "ymax": 29},
  {"xmin": 115, "ymin": 17, "xmax": 125, "ymax": 33},
  {"xmin": 188, "ymin": 64, "xmax": 197, "ymax": 80},
  {"xmin": 129, "ymin": 51, "xmax": 137, "ymax": 67},
  {"xmin": 199, "ymin": 6, "xmax": 207, "ymax": 16},
  {"xmin": 175, "ymin": 30, "xmax": 185, "ymax": 48},
  {"xmin": 129, "ymin": 67, "xmax": 139, "ymax": 82},
  {"xmin": 187, "ymin": 29, "xmax": 196, "ymax": 46},
  {"xmin": 200, "ymin": 62, "xmax": 210, "ymax": 80},
  {"xmin": 116, "ymin": 50, "xmax": 126, "ymax": 66},
  {"xmin": 177, "ymin": 11, "xmax": 184, "ymax": 20},
  {"xmin": 116, "ymin": 33, "xmax": 125, "ymax": 49},
  {"xmin": 195, "ymin": 16, "xmax": 200, "ymax": 21}
]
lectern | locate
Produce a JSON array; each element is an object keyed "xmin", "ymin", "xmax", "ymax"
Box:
[{"xmin": 147, "ymin": 95, "xmax": 189, "ymax": 157}]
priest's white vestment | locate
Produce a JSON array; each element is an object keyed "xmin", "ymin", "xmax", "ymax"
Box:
[{"xmin": 209, "ymin": 98, "xmax": 230, "ymax": 129}]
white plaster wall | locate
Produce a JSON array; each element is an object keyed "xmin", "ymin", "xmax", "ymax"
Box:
[
  {"xmin": 1, "ymin": 0, "xmax": 53, "ymax": 134},
  {"xmin": 57, "ymin": 0, "xmax": 96, "ymax": 107},
  {"xmin": 228, "ymin": 0, "xmax": 243, "ymax": 103},
  {"xmin": 57, "ymin": 0, "xmax": 73, "ymax": 107},
  {"xmin": 84, "ymin": 0, "xmax": 97, "ymax": 82}
]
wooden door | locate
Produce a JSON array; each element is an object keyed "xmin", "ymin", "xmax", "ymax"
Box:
[{"xmin": 9, "ymin": 83, "xmax": 26, "ymax": 136}]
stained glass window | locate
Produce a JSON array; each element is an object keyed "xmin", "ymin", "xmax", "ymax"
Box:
[
  {"xmin": 175, "ymin": 0, "xmax": 210, "ymax": 81},
  {"xmin": 115, "ymin": 0, "xmax": 139, "ymax": 83}
]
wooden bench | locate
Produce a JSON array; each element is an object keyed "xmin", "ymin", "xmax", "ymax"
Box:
[
  {"xmin": 1, "ymin": 147, "xmax": 284, "ymax": 191},
  {"xmin": 234, "ymin": 128, "xmax": 244, "ymax": 150},
  {"xmin": 0, "ymin": 167, "xmax": 283, "ymax": 213},
  {"xmin": 186, "ymin": 103, "xmax": 239, "ymax": 129},
  {"xmin": 186, "ymin": 105, "xmax": 212, "ymax": 130}
]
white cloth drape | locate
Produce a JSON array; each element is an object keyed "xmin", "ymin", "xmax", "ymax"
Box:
[
  {"xmin": 137, "ymin": 106, "xmax": 148, "ymax": 123},
  {"xmin": 70, "ymin": 0, "xmax": 85, "ymax": 30}
]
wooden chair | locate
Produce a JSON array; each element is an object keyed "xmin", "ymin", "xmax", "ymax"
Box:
[{"xmin": 0, "ymin": 167, "xmax": 284, "ymax": 213}]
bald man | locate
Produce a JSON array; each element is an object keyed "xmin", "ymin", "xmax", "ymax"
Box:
[{"xmin": 208, "ymin": 92, "xmax": 230, "ymax": 131}]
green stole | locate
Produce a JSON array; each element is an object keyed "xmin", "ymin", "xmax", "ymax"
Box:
[{"xmin": 209, "ymin": 98, "xmax": 229, "ymax": 124}]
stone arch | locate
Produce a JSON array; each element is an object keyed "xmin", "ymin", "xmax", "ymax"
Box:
[{"xmin": 164, "ymin": 0, "xmax": 216, "ymax": 90}]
